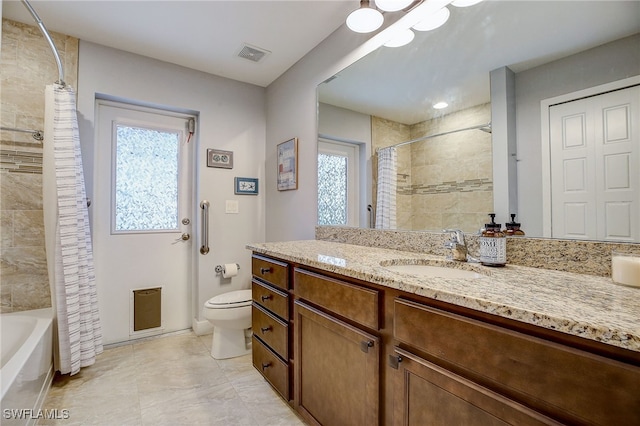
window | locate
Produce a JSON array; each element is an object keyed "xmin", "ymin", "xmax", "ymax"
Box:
[
  {"xmin": 317, "ymin": 139, "xmax": 360, "ymax": 226},
  {"xmin": 113, "ymin": 124, "xmax": 180, "ymax": 232}
]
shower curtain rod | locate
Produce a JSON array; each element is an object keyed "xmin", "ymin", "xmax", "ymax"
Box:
[
  {"xmin": 21, "ymin": 0, "xmax": 65, "ymax": 86},
  {"xmin": 1, "ymin": 126, "xmax": 44, "ymax": 142},
  {"xmin": 376, "ymin": 122, "xmax": 491, "ymax": 152}
]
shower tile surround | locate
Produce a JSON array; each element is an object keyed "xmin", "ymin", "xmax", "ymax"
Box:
[
  {"xmin": 0, "ymin": 19, "xmax": 79, "ymax": 313},
  {"xmin": 372, "ymin": 103, "xmax": 493, "ymax": 232}
]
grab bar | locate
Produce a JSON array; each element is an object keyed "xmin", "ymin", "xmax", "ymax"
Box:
[{"xmin": 200, "ymin": 200, "xmax": 210, "ymax": 255}]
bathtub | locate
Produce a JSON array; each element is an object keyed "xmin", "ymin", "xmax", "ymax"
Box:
[{"xmin": 1, "ymin": 308, "xmax": 54, "ymax": 425}]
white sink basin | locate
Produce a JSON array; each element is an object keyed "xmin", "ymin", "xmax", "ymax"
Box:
[{"xmin": 383, "ymin": 264, "xmax": 484, "ymax": 279}]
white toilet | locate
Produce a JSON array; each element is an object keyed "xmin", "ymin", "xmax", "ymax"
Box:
[{"xmin": 203, "ymin": 289, "xmax": 253, "ymax": 359}]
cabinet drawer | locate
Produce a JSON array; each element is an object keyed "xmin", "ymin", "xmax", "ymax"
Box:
[
  {"xmin": 252, "ymin": 335, "xmax": 289, "ymax": 401},
  {"xmin": 294, "ymin": 268, "xmax": 379, "ymax": 330},
  {"xmin": 252, "ymin": 279, "xmax": 288, "ymax": 320},
  {"xmin": 252, "ymin": 255, "xmax": 289, "ymax": 290},
  {"xmin": 394, "ymin": 298, "xmax": 640, "ymax": 426},
  {"xmin": 252, "ymin": 304, "xmax": 288, "ymax": 360}
]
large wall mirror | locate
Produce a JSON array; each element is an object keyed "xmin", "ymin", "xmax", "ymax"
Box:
[{"xmin": 317, "ymin": 0, "xmax": 639, "ymax": 242}]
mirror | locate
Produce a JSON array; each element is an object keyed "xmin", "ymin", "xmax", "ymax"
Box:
[{"xmin": 317, "ymin": 0, "xmax": 639, "ymax": 241}]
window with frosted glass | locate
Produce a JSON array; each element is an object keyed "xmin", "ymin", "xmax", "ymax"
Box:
[
  {"xmin": 318, "ymin": 153, "xmax": 347, "ymax": 225},
  {"xmin": 114, "ymin": 125, "xmax": 179, "ymax": 232}
]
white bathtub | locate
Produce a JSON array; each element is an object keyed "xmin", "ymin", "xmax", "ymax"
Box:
[{"xmin": 0, "ymin": 308, "xmax": 54, "ymax": 425}]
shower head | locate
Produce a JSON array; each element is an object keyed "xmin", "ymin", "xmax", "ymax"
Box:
[{"xmin": 478, "ymin": 124, "xmax": 492, "ymax": 134}]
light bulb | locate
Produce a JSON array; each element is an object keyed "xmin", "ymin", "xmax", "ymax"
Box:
[
  {"xmin": 346, "ymin": 7, "xmax": 384, "ymax": 33},
  {"xmin": 384, "ymin": 29, "xmax": 415, "ymax": 47},
  {"xmin": 413, "ymin": 7, "xmax": 450, "ymax": 31},
  {"xmin": 433, "ymin": 102, "xmax": 449, "ymax": 109},
  {"xmin": 375, "ymin": 0, "xmax": 414, "ymax": 12}
]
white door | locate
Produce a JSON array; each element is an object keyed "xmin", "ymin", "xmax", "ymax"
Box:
[
  {"xmin": 549, "ymin": 85, "xmax": 639, "ymax": 241},
  {"xmin": 95, "ymin": 100, "xmax": 195, "ymax": 344}
]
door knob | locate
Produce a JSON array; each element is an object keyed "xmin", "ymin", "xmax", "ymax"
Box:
[{"xmin": 181, "ymin": 233, "xmax": 190, "ymax": 241}]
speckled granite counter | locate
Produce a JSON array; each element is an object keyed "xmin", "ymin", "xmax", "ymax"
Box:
[{"xmin": 247, "ymin": 240, "xmax": 640, "ymax": 353}]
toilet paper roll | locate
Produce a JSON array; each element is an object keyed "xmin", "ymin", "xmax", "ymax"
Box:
[{"xmin": 222, "ymin": 263, "xmax": 238, "ymax": 279}]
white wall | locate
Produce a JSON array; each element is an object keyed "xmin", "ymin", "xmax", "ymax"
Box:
[
  {"xmin": 515, "ymin": 34, "xmax": 640, "ymax": 236},
  {"xmin": 264, "ymin": 24, "xmax": 398, "ymax": 241},
  {"xmin": 76, "ymin": 41, "xmax": 266, "ymax": 324}
]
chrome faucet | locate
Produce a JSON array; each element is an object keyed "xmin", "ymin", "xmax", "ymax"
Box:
[{"xmin": 443, "ymin": 229, "xmax": 468, "ymax": 261}]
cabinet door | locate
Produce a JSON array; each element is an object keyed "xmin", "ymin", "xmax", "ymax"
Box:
[
  {"xmin": 294, "ymin": 301, "xmax": 379, "ymax": 426},
  {"xmin": 392, "ymin": 348, "xmax": 560, "ymax": 426}
]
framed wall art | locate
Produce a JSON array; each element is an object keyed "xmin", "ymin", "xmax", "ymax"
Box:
[
  {"xmin": 207, "ymin": 149, "xmax": 233, "ymax": 169},
  {"xmin": 234, "ymin": 177, "xmax": 259, "ymax": 195},
  {"xmin": 277, "ymin": 137, "xmax": 298, "ymax": 191}
]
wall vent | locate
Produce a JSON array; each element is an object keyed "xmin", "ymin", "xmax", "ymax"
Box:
[{"xmin": 237, "ymin": 44, "xmax": 270, "ymax": 63}]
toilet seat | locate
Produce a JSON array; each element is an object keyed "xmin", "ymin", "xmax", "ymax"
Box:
[{"xmin": 205, "ymin": 289, "xmax": 252, "ymax": 309}]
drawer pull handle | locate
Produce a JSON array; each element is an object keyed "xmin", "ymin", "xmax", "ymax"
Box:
[
  {"xmin": 261, "ymin": 295, "xmax": 272, "ymax": 302},
  {"xmin": 360, "ymin": 340, "xmax": 374, "ymax": 353},
  {"xmin": 260, "ymin": 267, "xmax": 273, "ymax": 274},
  {"xmin": 262, "ymin": 362, "xmax": 272, "ymax": 371},
  {"xmin": 389, "ymin": 355, "xmax": 403, "ymax": 370},
  {"xmin": 261, "ymin": 326, "xmax": 272, "ymax": 334}
]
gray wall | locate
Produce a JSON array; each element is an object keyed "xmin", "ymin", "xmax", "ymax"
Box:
[{"xmin": 515, "ymin": 34, "xmax": 640, "ymax": 236}]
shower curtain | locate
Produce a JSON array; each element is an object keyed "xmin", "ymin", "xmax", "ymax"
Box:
[
  {"xmin": 43, "ymin": 84, "xmax": 103, "ymax": 375},
  {"xmin": 375, "ymin": 146, "xmax": 397, "ymax": 229}
]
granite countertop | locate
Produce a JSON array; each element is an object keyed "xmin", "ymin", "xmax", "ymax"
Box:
[{"xmin": 247, "ymin": 240, "xmax": 640, "ymax": 353}]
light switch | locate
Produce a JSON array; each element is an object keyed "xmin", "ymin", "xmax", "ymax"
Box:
[{"xmin": 225, "ymin": 200, "xmax": 239, "ymax": 214}]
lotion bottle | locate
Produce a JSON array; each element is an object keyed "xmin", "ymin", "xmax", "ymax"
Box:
[
  {"xmin": 479, "ymin": 214, "xmax": 506, "ymax": 266},
  {"xmin": 505, "ymin": 214, "xmax": 525, "ymax": 236}
]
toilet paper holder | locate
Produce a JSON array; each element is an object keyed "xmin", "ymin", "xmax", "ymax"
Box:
[{"xmin": 215, "ymin": 264, "xmax": 241, "ymax": 275}]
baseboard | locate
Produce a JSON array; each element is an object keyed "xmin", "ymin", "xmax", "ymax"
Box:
[{"xmin": 192, "ymin": 317, "xmax": 213, "ymax": 335}]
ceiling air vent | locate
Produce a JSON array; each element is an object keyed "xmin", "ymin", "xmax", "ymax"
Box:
[{"xmin": 237, "ymin": 44, "xmax": 270, "ymax": 63}]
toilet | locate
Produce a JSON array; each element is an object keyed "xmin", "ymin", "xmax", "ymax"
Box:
[{"xmin": 203, "ymin": 289, "xmax": 252, "ymax": 359}]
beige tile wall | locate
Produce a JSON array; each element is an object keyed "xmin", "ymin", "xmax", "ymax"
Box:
[
  {"xmin": 1, "ymin": 19, "xmax": 78, "ymax": 313},
  {"xmin": 371, "ymin": 103, "xmax": 492, "ymax": 233}
]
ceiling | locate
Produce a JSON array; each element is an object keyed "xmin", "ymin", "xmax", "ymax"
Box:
[
  {"xmin": 2, "ymin": 1, "xmax": 639, "ymax": 123},
  {"xmin": 319, "ymin": 0, "xmax": 640, "ymax": 124},
  {"xmin": 1, "ymin": 0, "xmax": 356, "ymax": 87}
]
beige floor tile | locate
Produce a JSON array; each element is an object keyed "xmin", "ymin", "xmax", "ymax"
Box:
[{"xmin": 37, "ymin": 331, "xmax": 304, "ymax": 426}]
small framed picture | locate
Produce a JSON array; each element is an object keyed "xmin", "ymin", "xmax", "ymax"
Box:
[
  {"xmin": 234, "ymin": 177, "xmax": 259, "ymax": 195},
  {"xmin": 207, "ymin": 149, "xmax": 233, "ymax": 169},
  {"xmin": 277, "ymin": 137, "xmax": 298, "ymax": 191}
]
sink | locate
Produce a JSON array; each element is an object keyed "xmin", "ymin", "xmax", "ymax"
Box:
[{"xmin": 382, "ymin": 263, "xmax": 485, "ymax": 279}]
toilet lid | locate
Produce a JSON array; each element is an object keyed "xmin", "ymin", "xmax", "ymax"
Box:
[{"xmin": 205, "ymin": 289, "xmax": 252, "ymax": 308}]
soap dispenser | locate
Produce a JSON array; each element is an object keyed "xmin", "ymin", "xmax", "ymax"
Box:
[
  {"xmin": 479, "ymin": 214, "xmax": 506, "ymax": 267},
  {"xmin": 505, "ymin": 214, "xmax": 525, "ymax": 236}
]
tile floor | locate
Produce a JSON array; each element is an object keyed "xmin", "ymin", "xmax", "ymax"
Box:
[{"xmin": 38, "ymin": 331, "xmax": 305, "ymax": 425}]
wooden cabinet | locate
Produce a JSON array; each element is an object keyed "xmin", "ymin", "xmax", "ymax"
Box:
[
  {"xmin": 250, "ymin": 252, "xmax": 640, "ymax": 426},
  {"xmin": 251, "ymin": 255, "xmax": 291, "ymax": 400},
  {"xmin": 391, "ymin": 348, "xmax": 559, "ymax": 426},
  {"xmin": 294, "ymin": 268, "xmax": 381, "ymax": 426},
  {"xmin": 393, "ymin": 298, "xmax": 640, "ymax": 426},
  {"xmin": 294, "ymin": 301, "xmax": 380, "ymax": 426}
]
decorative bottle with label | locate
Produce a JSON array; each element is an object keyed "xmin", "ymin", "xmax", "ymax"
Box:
[
  {"xmin": 479, "ymin": 214, "xmax": 507, "ymax": 266},
  {"xmin": 505, "ymin": 214, "xmax": 525, "ymax": 236}
]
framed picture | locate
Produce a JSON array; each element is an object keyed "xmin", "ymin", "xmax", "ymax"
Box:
[
  {"xmin": 207, "ymin": 149, "xmax": 233, "ymax": 169},
  {"xmin": 277, "ymin": 138, "xmax": 298, "ymax": 191},
  {"xmin": 234, "ymin": 177, "xmax": 259, "ymax": 195}
]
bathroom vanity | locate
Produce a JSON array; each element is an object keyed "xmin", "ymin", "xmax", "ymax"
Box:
[{"xmin": 248, "ymin": 240, "xmax": 640, "ymax": 426}]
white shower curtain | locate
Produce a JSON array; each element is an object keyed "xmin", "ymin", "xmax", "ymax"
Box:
[
  {"xmin": 375, "ymin": 146, "xmax": 397, "ymax": 229},
  {"xmin": 43, "ymin": 84, "xmax": 103, "ymax": 375}
]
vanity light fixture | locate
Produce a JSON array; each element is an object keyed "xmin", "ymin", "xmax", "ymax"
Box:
[
  {"xmin": 384, "ymin": 28, "xmax": 415, "ymax": 47},
  {"xmin": 346, "ymin": 0, "xmax": 384, "ymax": 33},
  {"xmin": 413, "ymin": 6, "xmax": 450, "ymax": 31},
  {"xmin": 433, "ymin": 101, "xmax": 449, "ymax": 109},
  {"xmin": 375, "ymin": 0, "xmax": 415, "ymax": 12}
]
